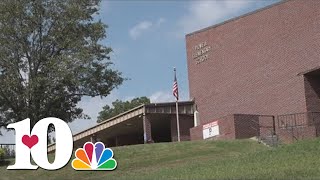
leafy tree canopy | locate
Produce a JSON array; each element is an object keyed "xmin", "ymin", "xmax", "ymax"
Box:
[
  {"xmin": 97, "ymin": 97, "xmax": 150, "ymax": 123},
  {"xmin": 0, "ymin": 0, "xmax": 124, "ymax": 128}
]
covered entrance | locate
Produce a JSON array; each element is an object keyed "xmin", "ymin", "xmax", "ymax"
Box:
[
  {"xmin": 304, "ymin": 68, "xmax": 320, "ymax": 112},
  {"xmin": 48, "ymin": 101, "xmax": 195, "ymax": 152}
]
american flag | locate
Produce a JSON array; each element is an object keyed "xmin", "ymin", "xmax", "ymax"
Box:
[{"xmin": 173, "ymin": 68, "xmax": 179, "ymax": 101}]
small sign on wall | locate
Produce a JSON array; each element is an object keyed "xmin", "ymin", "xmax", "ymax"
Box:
[
  {"xmin": 203, "ymin": 121, "xmax": 219, "ymax": 139},
  {"xmin": 192, "ymin": 41, "xmax": 211, "ymax": 65}
]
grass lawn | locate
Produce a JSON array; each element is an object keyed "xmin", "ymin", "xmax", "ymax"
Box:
[{"xmin": 1, "ymin": 139, "xmax": 320, "ymax": 180}]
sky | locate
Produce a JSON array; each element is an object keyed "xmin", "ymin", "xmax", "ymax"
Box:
[{"xmin": 0, "ymin": 0, "xmax": 279, "ymax": 143}]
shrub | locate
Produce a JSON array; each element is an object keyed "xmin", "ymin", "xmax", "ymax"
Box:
[{"xmin": 0, "ymin": 148, "xmax": 5, "ymax": 161}]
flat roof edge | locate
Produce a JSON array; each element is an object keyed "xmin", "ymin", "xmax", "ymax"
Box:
[
  {"xmin": 297, "ymin": 66, "xmax": 320, "ymax": 76},
  {"xmin": 145, "ymin": 100, "xmax": 194, "ymax": 107},
  {"xmin": 70, "ymin": 104, "xmax": 145, "ymax": 137}
]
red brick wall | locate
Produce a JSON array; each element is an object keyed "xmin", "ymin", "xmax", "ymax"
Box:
[
  {"xmin": 186, "ymin": 0, "xmax": 320, "ymax": 125},
  {"xmin": 275, "ymin": 112, "xmax": 320, "ymax": 143},
  {"xmin": 259, "ymin": 115, "xmax": 275, "ymax": 137},
  {"xmin": 277, "ymin": 126, "xmax": 316, "ymax": 144},
  {"xmin": 218, "ymin": 115, "xmax": 236, "ymax": 139},
  {"xmin": 234, "ymin": 114, "xmax": 260, "ymax": 139},
  {"xmin": 190, "ymin": 125, "xmax": 203, "ymax": 141},
  {"xmin": 190, "ymin": 115, "xmax": 236, "ymax": 141},
  {"xmin": 189, "ymin": 112, "xmax": 320, "ymax": 143}
]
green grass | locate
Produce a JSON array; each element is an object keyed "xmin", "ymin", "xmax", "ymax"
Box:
[{"xmin": 1, "ymin": 139, "xmax": 320, "ymax": 180}]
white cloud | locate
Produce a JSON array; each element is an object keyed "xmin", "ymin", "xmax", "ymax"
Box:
[
  {"xmin": 129, "ymin": 18, "xmax": 166, "ymax": 40},
  {"xmin": 129, "ymin": 21, "xmax": 153, "ymax": 40},
  {"xmin": 156, "ymin": 17, "xmax": 166, "ymax": 27},
  {"xmin": 149, "ymin": 91, "xmax": 173, "ymax": 103},
  {"xmin": 149, "ymin": 90, "xmax": 189, "ymax": 103},
  {"xmin": 177, "ymin": 0, "xmax": 254, "ymax": 37}
]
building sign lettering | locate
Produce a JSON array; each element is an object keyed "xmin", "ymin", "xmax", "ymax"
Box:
[{"xmin": 192, "ymin": 42, "xmax": 211, "ymax": 64}]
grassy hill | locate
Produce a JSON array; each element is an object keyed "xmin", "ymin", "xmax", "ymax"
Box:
[{"xmin": 1, "ymin": 139, "xmax": 320, "ymax": 180}]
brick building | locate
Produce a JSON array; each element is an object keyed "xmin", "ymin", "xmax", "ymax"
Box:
[
  {"xmin": 47, "ymin": 0, "xmax": 320, "ymax": 152},
  {"xmin": 187, "ymin": 0, "xmax": 320, "ymax": 143}
]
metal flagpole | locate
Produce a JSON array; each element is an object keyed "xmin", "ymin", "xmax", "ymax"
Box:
[
  {"xmin": 176, "ymin": 99, "xmax": 180, "ymax": 142},
  {"xmin": 173, "ymin": 67, "xmax": 181, "ymax": 142}
]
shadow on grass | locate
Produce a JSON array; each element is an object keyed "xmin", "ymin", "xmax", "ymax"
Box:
[{"xmin": 0, "ymin": 160, "xmax": 11, "ymax": 166}]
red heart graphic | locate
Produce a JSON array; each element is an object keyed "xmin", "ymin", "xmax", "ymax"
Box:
[{"xmin": 22, "ymin": 135, "xmax": 38, "ymax": 149}]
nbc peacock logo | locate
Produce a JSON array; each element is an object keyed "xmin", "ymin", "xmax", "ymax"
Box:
[{"xmin": 71, "ymin": 142, "xmax": 117, "ymax": 170}]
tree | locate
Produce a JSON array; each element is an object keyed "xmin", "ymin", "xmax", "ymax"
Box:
[
  {"xmin": 97, "ymin": 97, "xmax": 150, "ymax": 123},
  {"xmin": 0, "ymin": 0, "xmax": 124, "ymax": 129}
]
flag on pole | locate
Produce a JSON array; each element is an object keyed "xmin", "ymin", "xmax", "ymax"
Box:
[
  {"xmin": 173, "ymin": 67, "xmax": 181, "ymax": 142},
  {"xmin": 173, "ymin": 68, "xmax": 179, "ymax": 101}
]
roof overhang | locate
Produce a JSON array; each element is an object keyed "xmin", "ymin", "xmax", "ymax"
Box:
[
  {"xmin": 48, "ymin": 101, "xmax": 194, "ymax": 152},
  {"xmin": 297, "ymin": 66, "xmax": 320, "ymax": 76}
]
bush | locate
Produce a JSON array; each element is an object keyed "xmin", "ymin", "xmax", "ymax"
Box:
[{"xmin": 0, "ymin": 148, "xmax": 5, "ymax": 161}]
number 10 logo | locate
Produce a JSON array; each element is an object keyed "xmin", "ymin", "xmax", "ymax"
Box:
[{"xmin": 7, "ymin": 118, "xmax": 73, "ymax": 170}]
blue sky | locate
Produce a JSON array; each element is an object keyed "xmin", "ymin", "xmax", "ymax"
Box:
[{"xmin": 0, "ymin": 0, "xmax": 279, "ymax": 143}]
